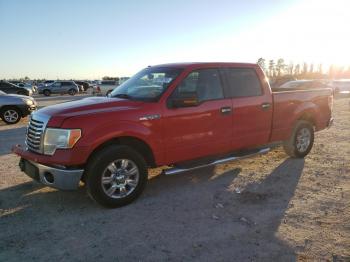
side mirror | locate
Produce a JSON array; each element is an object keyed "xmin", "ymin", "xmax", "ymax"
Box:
[{"xmin": 171, "ymin": 96, "xmax": 199, "ymax": 108}]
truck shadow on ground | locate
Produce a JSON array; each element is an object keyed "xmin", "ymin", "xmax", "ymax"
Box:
[{"xmin": 0, "ymin": 158, "xmax": 304, "ymax": 261}]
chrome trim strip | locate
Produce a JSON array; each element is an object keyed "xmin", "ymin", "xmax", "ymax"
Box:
[{"xmin": 139, "ymin": 114, "xmax": 161, "ymax": 121}]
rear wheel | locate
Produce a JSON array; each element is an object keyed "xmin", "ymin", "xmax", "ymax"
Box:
[
  {"xmin": 283, "ymin": 120, "xmax": 314, "ymax": 158},
  {"xmin": 68, "ymin": 89, "xmax": 77, "ymax": 96},
  {"xmin": 86, "ymin": 145, "xmax": 148, "ymax": 208},
  {"xmin": 43, "ymin": 89, "xmax": 51, "ymax": 96},
  {"xmin": 1, "ymin": 107, "xmax": 21, "ymax": 124}
]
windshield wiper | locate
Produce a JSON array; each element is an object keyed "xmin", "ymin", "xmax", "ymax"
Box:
[{"xmin": 112, "ymin": 93, "xmax": 133, "ymax": 99}]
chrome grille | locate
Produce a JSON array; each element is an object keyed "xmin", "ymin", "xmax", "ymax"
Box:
[{"xmin": 25, "ymin": 113, "xmax": 49, "ymax": 154}]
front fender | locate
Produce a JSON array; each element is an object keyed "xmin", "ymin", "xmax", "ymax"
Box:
[{"xmin": 62, "ymin": 116, "xmax": 163, "ymax": 165}]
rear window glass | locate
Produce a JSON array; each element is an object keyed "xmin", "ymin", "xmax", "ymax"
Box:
[{"xmin": 225, "ymin": 68, "xmax": 262, "ymax": 97}]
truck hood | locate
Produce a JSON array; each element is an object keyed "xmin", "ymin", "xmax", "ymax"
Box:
[{"xmin": 36, "ymin": 97, "xmax": 144, "ymax": 127}]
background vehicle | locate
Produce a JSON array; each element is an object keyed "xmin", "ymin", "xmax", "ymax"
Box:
[
  {"xmin": 93, "ymin": 80, "xmax": 119, "ymax": 96},
  {"xmin": 331, "ymin": 80, "xmax": 350, "ymax": 95},
  {"xmin": 38, "ymin": 81, "xmax": 79, "ymax": 96},
  {"xmin": 74, "ymin": 81, "xmax": 91, "ymax": 92},
  {"xmin": 43, "ymin": 80, "xmax": 55, "ymax": 86},
  {"xmin": 13, "ymin": 63, "xmax": 333, "ymax": 208},
  {"xmin": 0, "ymin": 81, "xmax": 33, "ymax": 96},
  {"xmin": 274, "ymin": 80, "xmax": 330, "ymax": 91},
  {"xmin": 18, "ymin": 82, "xmax": 38, "ymax": 93},
  {"xmin": 0, "ymin": 90, "xmax": 37, "ymax": 124}
]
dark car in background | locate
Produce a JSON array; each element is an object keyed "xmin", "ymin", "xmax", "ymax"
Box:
[
  {"xmin": 0, "ymin": 81, "xmax": 33, "ymax": 96},
  {"xmin": 0, "ymin": 90, "xmax": 37, "ymax": 124},
  {"xmin": 38, "ymin": 81, "xmax": 79, "ymax": 96}
]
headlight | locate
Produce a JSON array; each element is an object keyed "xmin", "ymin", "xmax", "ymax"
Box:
[
  {"xmin": 43, "ymin": 128, "xmax": 81, "ymax": 155},
  {"xmin": 25, "ymin": 99, "xmax": 34, "ymax": 105}
]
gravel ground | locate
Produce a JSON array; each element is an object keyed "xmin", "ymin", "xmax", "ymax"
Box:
[{"xmin": 0, "ymin": 96, "xmax": 349, "ymax": 261}]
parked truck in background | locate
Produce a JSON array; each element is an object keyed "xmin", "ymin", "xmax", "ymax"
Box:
[
  {"xmin": 13, "ymin": 62, "xmax": 333, "ymax": 208},
  {"xmin": 93, "ymin": 80, "xmax": 119, "ymax": 96}
]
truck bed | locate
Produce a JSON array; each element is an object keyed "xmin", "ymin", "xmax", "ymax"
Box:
[{"xmin": 270, "ymin": 88, "xmax": 333, "ymax": 142}]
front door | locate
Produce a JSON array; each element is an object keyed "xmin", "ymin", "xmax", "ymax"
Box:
[{"xmin": 162, "ymin": 68, "xmax": 233, "ymax": 164}]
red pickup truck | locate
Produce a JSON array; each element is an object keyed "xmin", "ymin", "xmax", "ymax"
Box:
[{"xmin": 13, "ymin": 63, "xmax": 333, "ymax": 207}]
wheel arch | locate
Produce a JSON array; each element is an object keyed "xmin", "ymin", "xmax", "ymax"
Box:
[
  {"xmin": 297, "ymin": 111, "xmax": 316, "ymax": 128},
  {"xmin": 0, "ymin": 105, "xmax": 22, "ymax": 116},
  {"xmin": 87, "ymin": 136, "xmax": 157, "ymax": 168}
]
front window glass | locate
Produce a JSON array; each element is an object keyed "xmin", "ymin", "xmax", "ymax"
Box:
[
  {"xmin": 110, "ymin": 67, "xmax": 183, "ymax": 101},
  {"xmin": 171, "ymin": 69, "xmax": 224, "ymax": 102}
]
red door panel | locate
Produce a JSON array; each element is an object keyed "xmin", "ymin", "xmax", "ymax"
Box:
[
  {"xmin": 162, "ymin": 99, "xmax": 233, "ymax": 164},
  {"xmin": 231, "ymin": 96, "xmax": 272, "ymax": 150}
]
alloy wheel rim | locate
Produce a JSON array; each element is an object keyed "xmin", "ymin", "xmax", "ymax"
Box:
[
  {"xmin": 101, "ymin": 159, "xmax": 139, "ymax": 199},
  {"xmin": 4, "ymin": 110, "xmax": 19, "ymax": 123},
  {"xmin": 296, "ymin": 127, "xmax": 311, "ymax": 153}
]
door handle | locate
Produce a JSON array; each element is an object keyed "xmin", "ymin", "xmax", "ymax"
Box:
[
  {"xmin": 220, "ymin": 107, "xmax": 232, "ymax": 115},
  {"xmin": 261, "ymin": 103, "xmax": 271, "ymax": 111}
]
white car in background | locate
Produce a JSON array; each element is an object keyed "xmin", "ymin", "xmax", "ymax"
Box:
[
  {"xmin": 93, "ymin": 80, "xmax": 119, "ymax": 96},
  {"xmin": 331, "ymin": 80, "xmax": 350, "ymax": 95}
]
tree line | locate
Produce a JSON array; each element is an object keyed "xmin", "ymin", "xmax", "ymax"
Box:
[{"xmin": 257, "ymin": 58, "xmax": 350, "ymax": 80}]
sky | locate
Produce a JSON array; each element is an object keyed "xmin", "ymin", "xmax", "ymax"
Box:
[{"xmin": 0, "ymin": 0, "xmax": 349, "ymax": 79}]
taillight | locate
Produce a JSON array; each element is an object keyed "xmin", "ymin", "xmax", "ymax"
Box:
[{"xmin": 96, "ymin": 86, "xmax": 101, "ymax": 92}]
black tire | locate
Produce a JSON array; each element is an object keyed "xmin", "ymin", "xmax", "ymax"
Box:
[
  {"xmin": 43, "ymin": 89, "xmax": 51, "ymax": 96},
  {"xmin": 86, "ymin": 145, "xmax": 148, "ymax": 208},
  {"xmin": 283, "ymin": 120, "xmax": 314, "ymax": 158},
  {"xmin": 0, "ymin": 106, "xmax": 21, "ymax": 124},
  {"xmin": 68, "ymin": 89, "xmax": 77, "ymax": 96}
]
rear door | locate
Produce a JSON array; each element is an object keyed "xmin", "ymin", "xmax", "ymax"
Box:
[
  {"xmin": 62, "ymin": 82, "xmax": 73, "ymax": 92},
  {"xmin": 51, "ymin": 82, "xmax": 61, "ymax": 93},
  {"xmin": 223, "ymin": 68, "xmax": 273, "ymax": 149},
  {"xmin": 162, "ymin": 68, "xmax": 233, "ymax": 163}
]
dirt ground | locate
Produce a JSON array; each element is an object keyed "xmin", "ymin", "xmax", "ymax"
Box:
[{"xmin": 0, "ymin": 97, "xmax": 349, "ymax": 261}]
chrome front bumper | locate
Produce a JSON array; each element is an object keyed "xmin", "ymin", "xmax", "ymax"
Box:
[{"xmin": 19, "ymin": 158, "xmax": 84, "ymax": 190}]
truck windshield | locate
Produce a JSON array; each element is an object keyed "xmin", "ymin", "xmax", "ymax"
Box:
[{"xmin": 110, "ymin": 67, "xmax": 183, "ymax": 101}]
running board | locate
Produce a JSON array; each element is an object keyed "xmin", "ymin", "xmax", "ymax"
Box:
[{"xmin": 163, "ymin": 148, "xmax": 270, "ymax": 176}]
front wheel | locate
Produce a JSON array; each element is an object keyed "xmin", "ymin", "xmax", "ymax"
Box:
[
  {"xmin": 86, "ymin": 145, "xmax": 148, "ymax": 208},
  {"xmin": 1, "ymin": 107, "xmax": 21, "ymax": 124},
  {"xmin": 283, "ymin": 120, "xmax": 314, "ymax": 158},
  {"xmin": 43, "ymin": 89, "xmax": 51, "ymax": 96}
]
